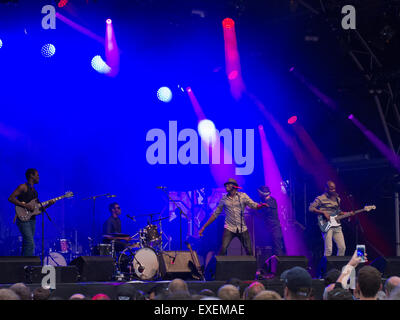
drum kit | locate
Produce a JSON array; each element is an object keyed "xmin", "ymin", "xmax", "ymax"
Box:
[{"xmin": 93, "ymin": 214, "xmax": 170, "ymax": 281}]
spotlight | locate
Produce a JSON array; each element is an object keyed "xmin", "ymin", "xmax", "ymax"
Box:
[
  {"xmin": 186, "ymin": 87, "xmax": 192, "ymax": 93},
  {"xmin": 57, "ymin": 0, "xmax": 68, "ymax": 7},
  {"xmin": 0, "ymin": 39, "xmax": 3, "ymax": 49},
  {"xmin": 198, "ymin": 119, "xmax": 217, "ymax": 145},
  {"xmin": 157, "ymin": 87, "xmax": 173, "ymax": 103},
  {"xmin": 288, "ymin": 115, "xmax": 297, "ymax": 124},
  {"xmin": 348, "ymin": 114, "xmax": 354, "ymax": 120},
  {"xmin": 106, "ymin": 19, "xmax": 112, "ymax": 24},
  {"xmin": 222, "ymin": 18, "xmax": 235, "ymax": 29},
  {"xmin": 41, "ymin": 44, "xmax": 56, "ymax": 58},
  {"xmin": 228, "ymin": 70, "xmax": 238, "ymax": 80},
  {"xmin": 289, "ymin": 66, "xmax": 295, "ymax": 72},
  {"xmin": 91, "ymin": 55, "xmax": 111, "ymax": 74}
]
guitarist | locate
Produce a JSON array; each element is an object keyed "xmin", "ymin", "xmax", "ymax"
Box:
[
  {"xmin": 8, "ymin": 169, "xmax": 55, "ymax": 256},
  {"xmin": 309, "ymin": 181, "xmax": 353, "ymax": 257}
]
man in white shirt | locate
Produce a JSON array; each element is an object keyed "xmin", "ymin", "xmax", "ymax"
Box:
[{"xmin": 199, "ymin": 178, "xmax": 267, "ymax": 256}]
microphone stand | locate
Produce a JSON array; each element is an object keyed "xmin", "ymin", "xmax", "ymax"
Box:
[
  {"xmin": 37, "ymin": 199, "xmax": 52, "ymax": 266},
  {"xmin": 159, "ymin": 188, "xmax": 188, "ymax": 250},
  {"xmin": 82, "ymin": 193, "xmax": 114, "ymax": 241}
]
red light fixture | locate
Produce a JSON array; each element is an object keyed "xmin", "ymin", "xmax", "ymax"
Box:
[
  {"xmin": 222, "ymin": 18, "xmax": 235, "ymax": 29},
  {"xmin": 288, "ymin": 116, "xmax": 298, "ymax": 124}
]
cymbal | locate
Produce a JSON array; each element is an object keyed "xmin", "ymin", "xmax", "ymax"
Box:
[{"xmin": 151, "ymin": 216, "xmax": 169, "ymax": 223}]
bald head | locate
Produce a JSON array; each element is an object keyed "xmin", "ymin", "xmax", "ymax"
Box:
[
  {"xmin": 168, "ymin": 278, "xmax": 189, "ymax": 294},
  {"xmin": 218, "ymin": 284, "xmax": 240, "ymax": 300},
  {"xmin": 384, "ymin": 276, "xmax": 400, "ymax": 296}
]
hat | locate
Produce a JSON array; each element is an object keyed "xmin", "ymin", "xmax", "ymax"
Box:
[
  {"xmin": 224, "ymin": 178, "xmax": 239, "ymax": 187},
  {"xmin": 281, "ymin": 266, "xmax": 312, "ymax": 295},
  {"xmin": 258, "ymin": 186, "xmax": 271, "ymax": 196}
]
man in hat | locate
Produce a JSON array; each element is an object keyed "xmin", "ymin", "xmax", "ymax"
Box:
[
  {"xmin": 281, "ymin": 266, "xmax": 313, "ymax": 300},
  {"xmin": 198, "ymin": 178, "xmax": 267, "ymax": 256},
  {"xmin": 257, "ymin": 186, "xmax": 285, "ymax": 256}
]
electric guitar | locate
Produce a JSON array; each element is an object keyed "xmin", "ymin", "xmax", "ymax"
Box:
[
  {"xmin": 15, "ymin": 191, "xmax": 74, "ymax": 222},
  {"xmin": 317, "ymin": 205, "xmax": 376, "ymax": 233},
  {"xmin": 185, "ymin": 241, "xmax": 205, "ymax": 281}
]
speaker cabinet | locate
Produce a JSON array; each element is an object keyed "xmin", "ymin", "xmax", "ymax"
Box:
[
  {"xmin": 159, "ymin": 251, "xmax": 199, "ymax": 280},
  {"xmin": 205, "ymin": 255, "xmax": 257, "ymax": 281},
  {"xmin": 70, "ymin": 256, "xmax": 114, "ymax": 282},
  {"xmin": 266, "ymin": 255, "xmax": 308, "ymax": 277},
  {"xmin": 0, "ymin": 256, "xmax": 41, "ymax": 284},
  {"xmin": 371, "ymin": 256, "xmax": 400, "ymax": 278},
  {"xmin": 318, "ymin": 256, "xmax": 352, "ymax": 278}
]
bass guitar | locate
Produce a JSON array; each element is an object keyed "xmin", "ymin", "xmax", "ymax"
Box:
[
  {"xmin": 318, "ymin": 205, "xmax": 376, "ymax": 233},
  {"xmin": 15, "ymin": 191, "xmax": 74, "ymax": 222}
]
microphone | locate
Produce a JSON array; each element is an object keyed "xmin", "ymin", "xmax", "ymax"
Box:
[
  {"xmin": 138, "ymin": 266, "xmax": 145, "ymax": 273},
  {"xmin": 107, "ymin": 194, "xmax": 117, "ymax": 198},
  {"xmin": 156, "ymin": 186, "xmax": 167, "ymax": 189},
  {"xmin": 127, "ymin": 214, "xmax": 136, "ymax": 222}
]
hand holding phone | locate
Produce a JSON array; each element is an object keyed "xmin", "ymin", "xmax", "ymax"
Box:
[{"xmin": 356, "ymin": 244, "xmax": 366, "ymax": 263}]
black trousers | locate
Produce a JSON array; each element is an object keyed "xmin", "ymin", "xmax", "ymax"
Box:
[{"xmin": 219, "ymin": 228, "xmax": 253, "ymax": 256}]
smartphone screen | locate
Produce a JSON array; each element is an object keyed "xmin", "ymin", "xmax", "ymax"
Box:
[{"xmin": 356, "ymin": 245, "xmax": 366, "ymax": 262}]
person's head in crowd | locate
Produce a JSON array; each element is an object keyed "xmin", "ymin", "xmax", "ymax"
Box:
[
  {"xmin": 327, "ymin": 283, "xmax": 354, "ymax": 300},
  {"xmin": 9, "ymin": 283, "xmax": 31, "ymax": 300},
  {"xmin": 148, "ymin": 284, "xmax": 168, "ymax": 300},
  {"xmin": 388, "ymin": 284, "xmax": 400, "ymax": 300},
  {"xmin": 0, "ymin": 289, "xmax": 20, "ymax": 300},
  {"xmin": 384, "ymin": 276, "xmax": 400, "ymax": 297},
  {"xmin": 33, "ymin": 287, "xmax": 50, "ymax": 300},
  {"xmin": 322, "ymin": 283, "xmax": 336, "ymax": 300},
  {"xmin": 168, "ymin": 278, "xmax": 189, "ymax": 294},
  {"xmin": 199, "ymin": 289, "xmax": 215, "ymax": 297},
  {"xmin": 282, "ymin": 266, "xmax": 312, "ymax": 300},
  {"xmin": 69, "ymin": 293, "xmax": 86, "ymax": 300},
  {"xmin": 218, "ymin": 284, "xmax": 240, "ymax": 300},
  {"xmin": 243, "ymin": 281, "xmax": 265, "ymax": 300},
  {"xmin": 253, "ymin": 290, "xmax": 282, "ymax": 300},
  {"xmin": 116, "ymin": 284, "xmax": 145, "ymax": 300},
  {"xmin": 92, "ymin": 293, "xmax": 111, "ymax": 300},
  {"xmin": 165, "ymin": 290, "xmax": 192, "ymax": 300},
  {"xmin": 226, "ymin": 277, "xmax": 241, "ymax": 289},
  {"xmin": 324, "ymin": 269, "xmax": 341, "ymax": 287},
  {"xmin": 376, "ymin": 290, "xmax": 387, "ymax": 300},
  {"xmin": 354, "ymin": 265, "xmax": 382, "ymax": 300}
]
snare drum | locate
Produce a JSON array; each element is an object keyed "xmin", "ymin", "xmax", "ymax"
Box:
[{"xmin": 118, "ymin": 247, "xmax": 159, "ymax": 280}]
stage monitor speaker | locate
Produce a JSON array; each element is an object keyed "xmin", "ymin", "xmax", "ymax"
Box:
[
  {"xmin": 206, "ymin": 255, "xmax": 257, "ymax": 281},
  {"xmin": 70, "ymin": 256, "xmax": 114, "ymax": 282},
  {"xmin": 371, "ymin": 256, "xmax": 400, "ymax": 278},
  {"xmin": 25, "ymin": 266, "xmax": 79, "ymax": 284},
  {"xmin": 266, "ymin": 255, "xmax": 308, "ymax": 277},
  {"xmin": 0, "ymin": 256, "xmax": 41, "ymax": 284},
  {"xmin": 318, "ymin": 256, "xmax": 353, "ymax": 278},
  {"xmin": 159, "ymin": 251, "xmax": 198, "ymax": 280}
]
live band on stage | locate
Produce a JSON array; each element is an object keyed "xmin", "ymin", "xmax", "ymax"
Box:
[{"xmin": 7, "ymin": 168, "xmax": 376, "ymax": 281}]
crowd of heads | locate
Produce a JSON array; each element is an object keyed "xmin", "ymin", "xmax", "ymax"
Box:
[{"xmin": 1, "ymin": 266, "xmax": 399, "ymax": 300}]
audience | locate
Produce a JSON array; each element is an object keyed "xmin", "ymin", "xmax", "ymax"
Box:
[
  {"xmin": 243, "ymin": 281, "xmax": 265, "ymax": 300},
  {"xmin": 217, "ymin": 284, "xmax": 240, "ymax": 300},
  {"xmin": 0, "ymin": 288, "xmax": 20, "ymax": 300},
  {"xmin": 388, "ymin": 284, "xmax": 400, "ymax": 300},
  {"xmin": 9, "ymin": 282, "xmax": 31, "ymax": 300},
  {"xmin": 32, "ymin": 287, "xmax": 50, "ymax": 300},
  {"xmin": 253, "ymin": 290, "xmax": 282, "ymax": 300},
  {"xmin": 384, "ymin": 276, "xmax": 400, "ymax": 298},
  {"xmin": 281, "ymin": 266, "xmax": 313, "ymax": 300}
]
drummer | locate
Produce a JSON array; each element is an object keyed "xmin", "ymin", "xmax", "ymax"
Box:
[{"xmin": 102, "ymin": 202, "xmax": 128, "ymax": 252}]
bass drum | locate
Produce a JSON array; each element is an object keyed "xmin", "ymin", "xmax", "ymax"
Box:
[
  {"xmin": 118, "ymin": 247, "xmax": 159, "ymax": 280},
  {"xmin": 43, "ymin": 251, "xmax": 67, "ymax": 266}
]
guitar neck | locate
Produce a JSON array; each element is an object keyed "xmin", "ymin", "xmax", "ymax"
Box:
[
  {"xmin": 336, "ymin": 209, "xmax": 364, "ymax": 221},
  {"xmin": 40, "ymin": 195, "xmax": 64, "ymax": 206}
]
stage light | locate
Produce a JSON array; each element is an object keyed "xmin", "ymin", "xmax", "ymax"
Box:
[
  {"xmin": 198, "ymin": 119, "xmax": 217, "ymax": 145},
  {"xmin": 228, "ymin": 70, "xmax": 238, "ymax": 80},
  {"xmin": 58, "ymin": 0, "xmax": 68, "ymax": 7},
  {"xmin": 222, "ymin": 18, "xmax": 235, "ymax": 29},
  {"xmin": 288, "ymin": 115, "xmax": 298, "ymax": 124},
  {"xmin": 348, "ymin": 114, "xmax": 354, "ymax": 120},
  {"xmin": 91, "ymin": 55, "xmax": 111, "ymax": 74},
  {"xmin": 289, "ymin": 66, "xmax": 295, "ymax": 72},
  {"xmin": 0, "ymin": 39, "xmax": 3, "ymax": 49},
  {"xmin": 157, "ymin": 87, "xmax": 173, "ymax": 103},
  {"xmin": 41, "ymin": 44, "xmax": 56, "ymax": 58},
  {"xmin": 106, "ymin": 19, "xmax": 112, "ymax": 24},
  {"xmin": 186, "ymin": 87, "xmax": 192, "ymax": 93}
]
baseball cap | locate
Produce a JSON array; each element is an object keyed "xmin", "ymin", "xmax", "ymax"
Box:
[{"xmin": 281, "ymin": 266, "xmax": 312, "ymax": 296}]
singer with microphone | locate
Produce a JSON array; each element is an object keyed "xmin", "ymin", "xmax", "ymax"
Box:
[
  {"xmin": 198, "ymin": 178, "xmax": 268, "ymax": 256},
  {"xmin": 309, "ymin": 180, "xmax": 351, "ymax": 256}
]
